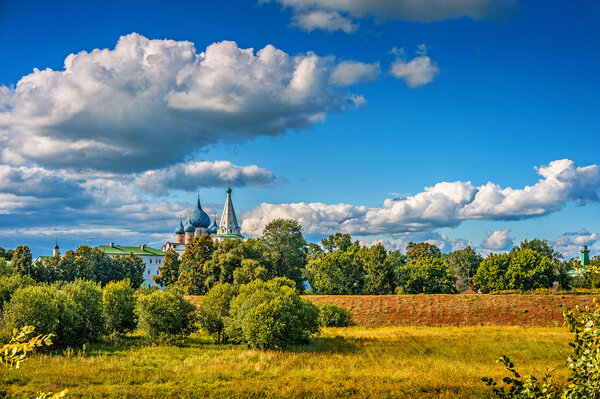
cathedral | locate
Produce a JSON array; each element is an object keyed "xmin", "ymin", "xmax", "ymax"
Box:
[{"xmin": 162, "ymin": 186, "xmax": 243, "ymax": 255}]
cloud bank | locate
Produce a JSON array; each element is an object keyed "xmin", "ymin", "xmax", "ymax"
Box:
[
  {"xmin": 0, "ymin": 33, "xmax": 367, "ymax": 173},
  {"xmin": 264, "ymin": 0, "xmax": 518, "ymax": 33},
  {"xmin": 242, "ymin": 159, "xmax": 600, "ymax": 236}
]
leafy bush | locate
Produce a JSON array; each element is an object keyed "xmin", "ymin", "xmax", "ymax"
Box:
[
  {"xmin": 197, "ymin": 283, "xmax": 237, "ymax": 343},
  {"xmin": 484, "ymin": 301, "xmax": 600, "ymax": 398},
  {"xmin": 0, "ymin": 274, "xmax": 35, "ymax": 311},
  {"xmin": 55, "ymin": 280, "xmax": 105, "ymax": 347},
  {"xmin": 4, "ymin": 285, "xmax": 59, "ymax": 336},
  {"xmin": 103, "ymin": 279, "xmax": 136, "ymax": 335},
  {"xmin": 5, "ymin": 281, "xmax": 104, "ymax": 347},
  {"xmin": 136, "ymin": 289, "xmax": 196, "ymax": 341},
  {"xmin": 318, "ymin": 303, "xmax": 353, "ymax": 327},
  {"xmin": 227, "ymin": 278, "xmax": 320, "ymax": 350}
]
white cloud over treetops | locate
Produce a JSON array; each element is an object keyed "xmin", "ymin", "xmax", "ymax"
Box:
[
  {"xmin": 241, "ymin": 159, "xmax": 600, "ymax": 236},
  {"xmin": 481, "ymin": 228, "xmax": 514, "ymax": 251},
  {"xmin": 0, "ymin": 33, "xmax": 368, "ymax": 173},
  {"xmin": 263, "ymin": 0, "xmax": 518, "ymax": 33}
]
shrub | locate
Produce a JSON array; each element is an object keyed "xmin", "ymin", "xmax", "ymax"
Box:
[
  {"xmin": 4, "ymin": 285, "xmax": 59, "ymax": 336},
  {"xmin": 103, "ymin": 279, "xmax": 136, "ymax": 335},
  {"xmin": 136, "ymin": 289, "xmax": 196, "ymax": 341},
  {"xmin": 226, "ymin": 278, "xmax": 320, "ymax": 350},
  {"xmin": 197, "ymin": 283, "xmax": 237, "ymax": 343},
  {"xmin": 55, "ymin": 280, "xmax": 105, "ymax": 347},
  {"xmin": 318, "ymin": 303, "xmax": 353, "ymax": 327},
  {"xmin": 0, "ymin": 274, "xmax": 35, "ymax": 311},
  {"xmin": 484, "ymin": 301, "xmax": 600, "ymax": 398}
]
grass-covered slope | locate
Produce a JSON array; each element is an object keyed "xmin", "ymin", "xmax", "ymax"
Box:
[{"xmin": 2, "ymin": 326, "xmax": 571, "ymax": 398}]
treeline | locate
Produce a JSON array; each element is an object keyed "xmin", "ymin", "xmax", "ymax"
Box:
[
  {"xmin": 2, "ymin": 219, "xmax": 599, "ymax": 295},
  {"xmin": 1, "ymin": 245, "xmax": 146, "ymax": 288},
  {"xmin": 154, "ymin": 220, "xmax": 600, "ymax": 295}
]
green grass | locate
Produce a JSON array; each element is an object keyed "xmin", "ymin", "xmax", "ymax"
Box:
[{"xmin": 1, "ymin": 326, "xmax": 573, "ymax": 398}]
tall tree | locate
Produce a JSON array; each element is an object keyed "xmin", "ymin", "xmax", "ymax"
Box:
[
  {"xmin": 153, "ymin": 249, "xmax": 180, "ymax": 287},
  {"xmin": 510, "ymin": 238, "xmax": 563, "ymax": 262},
  {"xmin": 358, "ymin": 244, "xmax": 395, "ymax": 295},
  {"xmin": 397, "ymin": 256, "xmax": 457, "ymax": 294},
  {"xmin": 405, "ymin": 242, "xmax": 441, "ymax": 263},
  {"xmin": 261, "ymin": 219, "xmax": 307, "ymax": 291},
  {"xmin": 178, "ymin": 235, "xmax": 215, "ymax": 295},
  {"xmin": 11, "ymin": 246, "xmax": 33, "ymax": 277},
  {"xmin": 472, "ymin": 253, "xmax": 511, "ymax": 293},
  {"xmin": 321, "ymin": 233, "xmax": 354, "ymax": 253},
  {"xmin": 113, "ymin": 253, "xmax": 146, "ymax": 288},
  {"xmin": 442, "ymin": 246, "xmax": 483, "ymax": 291}
]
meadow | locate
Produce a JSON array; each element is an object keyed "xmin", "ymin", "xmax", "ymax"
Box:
[{"xmin": 2, "ymin": 325, "xmax": 573, "ymax": 398}]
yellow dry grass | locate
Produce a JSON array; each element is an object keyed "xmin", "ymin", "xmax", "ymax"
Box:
[{"xmin": 0, "ymin": 326, "xmax": 572, "ymax": 398}]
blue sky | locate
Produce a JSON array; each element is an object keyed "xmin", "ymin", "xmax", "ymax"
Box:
[{"xmin": 0, "ymin": 0, "xmax": 598, "ymax": 258}]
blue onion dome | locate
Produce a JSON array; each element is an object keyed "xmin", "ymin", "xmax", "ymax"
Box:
[
  {"xmin": 207, "ymin": 216, "xmax": 218, "ymax": 235},
  {"xmin": 175, "ymin": 218, "xmax": 185, "ymax": 234},
  {"xmin": 189, "ymin": 192, "xmax": 211, "ymax": 228},
  {"xmin": 184, "ymin": 218, "xmax": 196, "ymax": 233}
]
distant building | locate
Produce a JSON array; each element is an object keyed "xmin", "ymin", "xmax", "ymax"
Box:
[
  {"xmin": 96, "ymin": 243, "xmax": 165, "ymax": 286},
  {"xmin": 163, "ymin": 186, "xmax": 243, "ymax": 254}
]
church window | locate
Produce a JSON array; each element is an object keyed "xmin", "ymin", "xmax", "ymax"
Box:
[{"xmin": 149, "ymin": 259, "xmax": 152, "ymax": 264}]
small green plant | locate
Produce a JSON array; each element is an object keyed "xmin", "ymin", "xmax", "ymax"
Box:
[
  {"xmin": 318, "ymin": 303, "xmax": 354, "ymax": 327},
  {"xmin": 1, "ymin": 326, "xmax": 68, "ymax": 398},
  {"xmin": 484, "ymin": 300, "xmax": 600, "ymax": 398}
]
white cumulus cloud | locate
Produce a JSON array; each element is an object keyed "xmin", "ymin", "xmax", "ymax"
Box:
[
  {"xmin": 0, "ymin": 33, "xmax": 366, "ymax": 173},
  {"xmin": 390, "ymin": 51, "xmax": 440, "ymax": 87},
  {"xmin": 291, "ymin": 10, "xmax": 358, "ymax": 33},
  {"xmin": 134, "ymin": 160, "xmax": 278, "ymax": 196},
  {"xmin": 481, "ymin": 228, "xmax": 513, "ymax": 251},
  {"xmin": 330, "ymin": 61, "xmax": 380, "ymax": 86},
  {"xmin": 241, "ymin": 159, "xmax": 600, "ymax": 236}
]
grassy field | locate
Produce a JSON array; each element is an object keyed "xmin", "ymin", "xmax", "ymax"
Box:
[{"xmin": 1, "ymin": 326, "xmax": 573, "ymax": 398}]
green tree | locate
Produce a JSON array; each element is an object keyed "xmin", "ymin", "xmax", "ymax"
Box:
[
  {"xmin": 0, "ymin": 257, "xmax": 12, "ymax": 277},
  {"xmin": 397, "ymin": 256, "xmax": 457, "ymax": 294},
  {"xmin": 177, "ymin": 235, "xmax": 215, "ymax": 295},
  {"xmin": 261, "ymin": 219, "xmax": 307, "ymax": 291},
  {"xmin": 5, "ymin": 285, "xmax": 60, "ymax": 337},
  {"xmin": 358, "ymin": 244, "xmax": 395, "ymax": 294},
  {"xmin": 583, "ymin": 256, "xmax": 600, "ymax": 289},
  {"xmin": 505, "ymin": 249, "xmax": 554, "ymax": 291},
  {"xmin": 304, "ymin": 246, "xmax": 364, "ymax": 294},
  {"xmin": 442, "ymin": 246, "xmax": 483, "ymax": 291},
  {"xmin": 58, "ymin": 246, "xmax": 113, "ymax": 283},
  {"xmin": 0, "ymin": 247, "xmax": 14, "ymax": 262},
  {"xmin": 0, "ymin": 274, "xmax": 35, "ymax": 311},
  {"xmin": 321, "ymin": 233, "xmax": 354, "ymax": 253},
  {"xmin": 103, "ymin": 279, "xmax": 136, "ymax": 334},
  {"xmin": 197, "ymin": 283, "xmax": 237, "ymax": 343},
  {"xmin": 510, "ymin": 238, "xmax": 562, "ymax": 263},
  {"xmin": 112, "ymin": 253, "xmax": 146, "ymax": 288},
  {"xmin": 472, "ymin": 253, "xmax": 511, "ymax": 293},
  {"xmin": 136, "ymin": 289, "xmax": 196, "ymax": 341},
  {"xmin": 405, "ymin": 242, "xmax": 441, "ymax": 263},
  {"xmin": 56, "ymin": 280, "xmax": 105, "ymax": 347},
  {"xmin": 233, "ymin": 259, "xmax": 268, "ymax": 288},
  {"xmin": 11, "ymin": 245, "xmax": 33, "ymax": 277},
  {"xmin": 153, "ymin": 249, "xmax": 180, "ymax": 287},
  {"xmin": 226, "ymin": 278, "xmax": 319, "ymax": 350}
]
